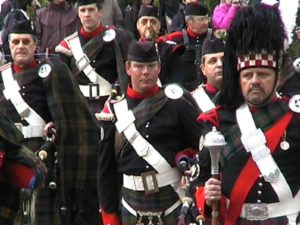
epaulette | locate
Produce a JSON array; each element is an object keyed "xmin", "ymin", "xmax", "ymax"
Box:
[
  {"xmin": 55, "ymin": 44, "xmax": 72, "ymax": 57},
  {"xmin": 54, "ymin": 32, "xmax": 76, "ymax": 57},
  {"xmin": 95, "ymin": 99, "xmax": 115, "ymax": 121}
]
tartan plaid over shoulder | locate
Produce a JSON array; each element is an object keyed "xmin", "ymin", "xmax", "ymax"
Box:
[{"xmin": 39, "ymin": 58, "xmax": 100, "ymax": 190}]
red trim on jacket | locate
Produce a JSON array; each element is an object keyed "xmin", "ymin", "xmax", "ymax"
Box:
[
  {"xmin": 186, "ymin": 27, "xmax": 207, "ymax": 39},
  {"xmin": 126, "ymin": 84, "xmax": 160, "ymax": 100},
  {"xmin": 195, "ymin": 186, "xmax": 206, "ymax": 216},
  {"xmin": 6, "ymin": 162, "xmax": 36, "ymax": 188},
  {"xmin": 101, "ymin": 210, "xmax": 120, "ymax": 225},
  {"xmin": 13, "ymin": 60, "xmax": 38, "ymax": 73},
  {"xmin": 225, "ymin": 110, "xmax": 293, "ymax": 225},
  {"xmin": 197, "ymin": 106, "xmax": 222, "ymax": 129},
  {"xmin": 159, "ymin": 30, "xmax": 183, "ymax": 42},
  {"xmin": 79, "ymin": 24, "xmax": 105, "ymax": 39},
  {"xmin": 205, "ymin": 83, "xmax": 218, "ymax": 95},
  {"xmin": 58, "ymin": 24, "xmax": 105, "ymax": 50}
]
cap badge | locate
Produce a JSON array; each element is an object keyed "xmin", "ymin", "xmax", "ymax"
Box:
[
  {"xmin": 38, "ymin": 64, "xmax": 51, "ymax": 78},
  {"xmin": 164, "ymin": 84, "xmax": 183, "ymax": 99},
  {"xmin": 289, "ymin": 95, "xmax": 300, "ymax": 113},
  {"xmin": 103, "ymin": 29, "xmax": 116, "ymax": 42}
]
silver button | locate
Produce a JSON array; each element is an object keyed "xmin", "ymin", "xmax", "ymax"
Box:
[
  {"xmin": 145, "ymin": 135, "xmax": 149, "ymax": 139},
  {"xmin": 258, "ymin": 190, "xmax": 262, "ymax": 195}
]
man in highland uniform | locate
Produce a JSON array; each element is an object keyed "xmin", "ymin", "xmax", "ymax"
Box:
[
  {"xmin": 0, "ymin": 19, "xmax": 101, "ymax": 225},
  {"xmin": 56, "ymin": 0, "xmax": 133, "ymax": 115},
  {"xmin": 194, "ymin": 3, "xmax": 300, "ymax": 225}
]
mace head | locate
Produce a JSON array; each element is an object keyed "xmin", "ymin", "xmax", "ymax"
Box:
[{"xmin": 204, "ymin": 127, "xmax": 226, "ymax": 147}]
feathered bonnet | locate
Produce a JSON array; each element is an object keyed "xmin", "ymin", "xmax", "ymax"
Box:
[{"xmin": 219, "ymin": 3, "xmax": 286, "ymax": 106}]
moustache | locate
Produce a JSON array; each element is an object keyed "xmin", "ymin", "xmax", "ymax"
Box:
[{"xmin": 249, "ymin": 86, "xmax": 263, "ymax": 93}]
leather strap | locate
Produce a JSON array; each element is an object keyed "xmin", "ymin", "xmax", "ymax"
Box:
[
  {"xmin": 114, "ymin": 98, "xmax": 184, "ymax": 199},
  {"xmin": 123, "ymin": 167, "xmax": 181, "ymax": 191},
  {"xmin": 192, "ymin": 85, "xmax": 215, "ymax": 112},
  {"xmin": 236, "ymin": 104, "xmax": 293, "ymax": 201},
  {"xmin": 65, "ymin": 32, "xmax": 112, "ymax": 97},
  {"xmin": 225, "ymin": 108, "xmax": 293, "ymax": 225},
  {"xmin": 1, "ymin": 63, "xmax": 46, "ymax": 137}
]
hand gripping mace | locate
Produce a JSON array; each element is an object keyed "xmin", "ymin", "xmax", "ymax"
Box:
[{"xmin": 203, "ymin": 127, "xmax": 226, "ymax": 225}]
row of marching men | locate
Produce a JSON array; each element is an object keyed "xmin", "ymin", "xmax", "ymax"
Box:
[{"xmin": 0, "ymin": 0, "xmax": 300, "ymax": 225}]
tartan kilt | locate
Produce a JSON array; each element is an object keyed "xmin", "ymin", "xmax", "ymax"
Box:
[
  {"xmin": 121, "ymin": 186, "xmax": 181, "ymax": 225},
  {"xmin": 34, "ymin": 188, "xmax": 61, "ymax": 225},
  {"xmin": 0, "ymin": 183, "xmax": 19, "ymax": 225}
]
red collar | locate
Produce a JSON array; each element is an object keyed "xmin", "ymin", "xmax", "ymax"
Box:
[
  {"xmin": 205, "ymin": 83, "xmax": 218, "ymax": 94},
  {"xmin": 79, "ymin": 25, "xmax": 105, "ymax": 39},
  {"xmin": 139, "ymin": 37, "xmax": 157, "ymax": 42},
  {"xmin": 13, "ymin": 60, "xmax": 38, "ymax": 73},
  {"xmin": 187, "ymin": 27, "xmax": 207, "ymax": 39},
  {"xmin": 127, "ymin": 84, "xmax": 160, "ymax": 99}
]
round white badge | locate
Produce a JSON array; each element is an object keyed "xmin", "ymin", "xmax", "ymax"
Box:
[
  {"xmin": 164, "ymin": 84, "xmax": 184, "ymax": 99},
  {"xmin": 103, "ymin": 29, "xmax": 116, "ymax": 42},
  {"xmin": 38, "ymin": 64, "xmax": 52, "ymax": 78},
  {"xmin": 288, "ymin": 95, "xmax": 300, "ymax": 113},
  {"xmin": 280, "ymin": 140, "xmax": 290, "ymax": 151}
]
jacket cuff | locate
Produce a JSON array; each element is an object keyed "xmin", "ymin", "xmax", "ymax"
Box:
[
  {"xmin": 195, "ymin": 186, "xmax": 212, "ymax": 219},
  {"xmin": 101, "ymin": 210, "xmax": 120, "ymax": 225}
]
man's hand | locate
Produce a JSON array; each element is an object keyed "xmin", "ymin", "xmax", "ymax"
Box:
[
  {"xmin": 204, "ymin": 178, "xmax": 221, "ymax": 206},
  {"xmin": 43, "ymin": 122, "xmax": 56, "ymax": 141}
]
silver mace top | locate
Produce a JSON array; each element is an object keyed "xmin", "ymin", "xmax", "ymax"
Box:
[{"xmin": 204, "ymin": 126, "xmax": 226, "ymax": 176}]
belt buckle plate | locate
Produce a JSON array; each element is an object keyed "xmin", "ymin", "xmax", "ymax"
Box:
[
  {"xmin": 89, "ymin": 83, "xmax": 100, "ymax": 100},
  {"xmin": 141, "ymin": 171, "xmax": 159, "ymax": 195},
  {"xmin": 245, "ymin": 203, "xmax": 268, "ymax": 221}
]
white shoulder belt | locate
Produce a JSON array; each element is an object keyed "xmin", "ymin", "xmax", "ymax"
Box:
[
  {"xmin": 64, "ymin": 32, "xmax": 112, "ymax": 98},
  {"xmin": 236, "ymin": 104, "xmax": 298, "ymax": 223},
  {"xmin": 113, "ymin": 98, "xmax": 184, "ymax": 198},
  {"xmin": 192, "ymin": 85, "xmax": 215, "ymax": 112},
  {"xmin": 1, "ymin": 63, "xmax": 45, "ymax": 138}
]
